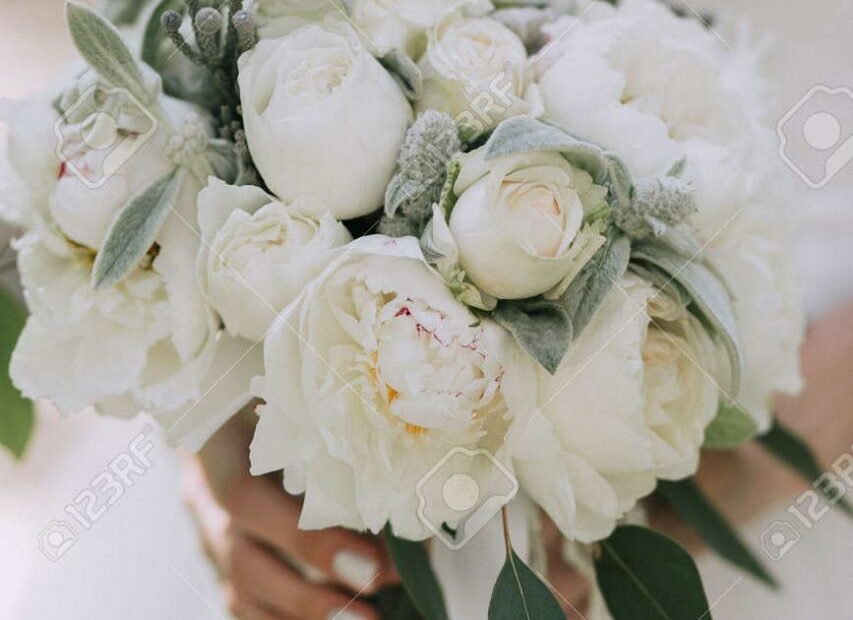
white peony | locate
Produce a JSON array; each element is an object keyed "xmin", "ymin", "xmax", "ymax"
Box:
[
  {"xmin": 197, "ymin": 178, "xmax": 351, "ymax": 341},
  {"xmin": 534, "ymin": 0, "xmax": 771, "ymax": 232},
  {"xmin": 418, "ymin": 15, "xmax": 531, "ymax": 140},
  {"xmin": 703, "ymin": 202, "xmax": 805, "ymax": 431},
  {"xmin": 448, "ymin": 147, "xmax": 608, "ymax": 300},
  {"xmin": 238, "ymin": 22, "xmax": 412, "ymax": 220},
  {"xmin": 249, "ymin": 236, "xmax": 537, "ymax": 539},
  {"xmin": 350, "ymin": 0, "xmax": 491, "ymax": 57},
  {"xmin": 0, "ymin": 97, "xmax": 59, "ymax": 228},
  {"xmin": 8, "ymin": 73, "xmax": 262, "ymax": 449},
  {"xmin": 514, "ymin": 275, "xmax": 720, "ymax": 542}
]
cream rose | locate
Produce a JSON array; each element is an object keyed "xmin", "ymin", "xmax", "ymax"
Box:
[
  {"xmin": 417, "ymin": 15, "xmax": 530, "ymax": 139},
  {"xmin": 514, "ymin": 274, "xmax": 721, "ymax": 541},
  {"xmin": 197, "ymin": 178, "xmax": 351, "ymax": 341},
  {"xmin": 249, "ymin": 236, "xmax": 537, "ymax": 539},
  {"xmin": 448, "ymin": 147, "xmax": 607, "ymax": 300},
  {"xmin": 238, "ymin": 22, "xmax": 413, "ymax": 220}
]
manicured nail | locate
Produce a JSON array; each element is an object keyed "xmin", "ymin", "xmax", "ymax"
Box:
[
  {"xmin": 327, "ymin": 609, "xmax": 368, "ymax": 620},
  {"xmin": 332, "ymin": 550, "xmax": 379, "ymax": 591}
]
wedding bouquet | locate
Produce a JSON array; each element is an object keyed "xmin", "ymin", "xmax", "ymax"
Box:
[{"xmin": 1, "ymin": 0, "xmax": 838, "ymax": 618}]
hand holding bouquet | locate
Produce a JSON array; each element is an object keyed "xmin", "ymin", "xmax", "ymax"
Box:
[{"xmin": 2, "ymin": 0, "xmax": 839, "ymax": 618}]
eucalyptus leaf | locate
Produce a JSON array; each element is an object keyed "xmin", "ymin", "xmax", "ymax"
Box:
[
  {"xmin": 489, "ymin": 549, "xmax": 565, "ymax": 620},
  {"xmin": 0, "ymin": 286, "xmax": 33, "ymax": 460},
  {"xmin": 493, "ymin": 298, "xmax": 573, "ymax": 375},
  {"xmin": 657, "ymin": 479, "xmax": 777, "ymax": 588},
  {"xmin": 371, "ymin": 585, "xmax": 424, "ymax": 620},
  {"xmin": 759, "ymin": 422, "xmax": 853, "ymax": 518},
  {"xmin": 596, "ymin": 525, "xmax": 712, "ymax": 620},
  {"xmin": 92, "ymin": 168, "xmax": 181, "ymax": 289},
  {"xmin": 384, "ymin": 527, "xmax": 448, "ymax": 620},
  {"xmin": 66, "ymin": 1, "xmax": 152, "ymax": 105},
  {"xmin": 704, "ymin": 402, "xmax": 759, "ymax": 449},
  {"xmin": 485, "ymin": 116, "xmax": 609, "ymax": 183},
  {"xmin": 631, "ymin": 240, "xmax": 742, "ymax": 395},
  {"xmin": 380, "ymin": 49, "xmax": 423, "ymax": 101}
]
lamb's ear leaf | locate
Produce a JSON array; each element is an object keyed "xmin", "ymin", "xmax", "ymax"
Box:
[
  {"xmin": 0, "ymin": 287, "xmax": 33, "ymax": 460},
  {"xmin": 384, "ymin": 526, "xmax": 449, "ymax": 620},
  {"xmin": 380, "ymin": 49, "xmax": 423, "ymax": 101},
  {"xmin": 489, "ymin": 548, "xmax": 565, "ymax": 620},
  {"xmin": 493, "ymin": 298, "xmax": 572, "ymax": 375},
  {"xmin": 485, "ymin": 116, "xmax": 609, "ymax": 183},
  {"xmin": 207, "ymin": 139, "xmax": 239, "ymax": 184},
  {"xmin": 66, "ymin": 1, "xmax": 152, "ymax": 104},
  {"xmin": 595, "ymin": 525, "xmax": 712, "ymax": 620},
  {"xmin": 758, "ymin": 422, "xmax": 853, "ymax": 518},
  {"xmin": 631, "ymin": 240, "xmax": 742, "ymax": 395},
  {"xmin": 703, "ymin": 402, "xmax": 759, "ymax": 449},
  {"xmin": 559, "ymin": 231, "xmax": 630, "ymax": 338},
  {"xmin": 92, "ymin": 168, "xmax": 182, "ymax": 289},
  {"xmin": 656, "ymin": 479, "xmax": 777, "ymax": 588}
]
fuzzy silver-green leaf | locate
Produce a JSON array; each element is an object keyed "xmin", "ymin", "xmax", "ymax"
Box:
[{"xmin": 92, "ymin": 168, "xmax": 181, "ymax": 289}]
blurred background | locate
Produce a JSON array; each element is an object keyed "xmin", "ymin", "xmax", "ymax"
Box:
[{"xmin": 1, "ymin": 0, "xmax": 851, "ymax": 618}]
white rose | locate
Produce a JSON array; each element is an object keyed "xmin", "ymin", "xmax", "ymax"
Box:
[
  {"xmin": 350, "ymin": 0, "xmax": 491, "ymax": 57},
  {"xmin": 250, "ymin": 236, "xmax": 537, "ymax": 538},
  {"xmin": 418, "ymin": 15, "xmax": 530, "ymax": 139},
  {"xmin": 448, "ymin": 147, "xmax": 608, "ymax": 300},
  {"xmin": 0, "ymin": 97, "xmax": 59, "ymax": 228},
  {"xmin": 534, "ymin": 0, "xmax": 771, "ymax": 231},
  {"xmin": 514, "ymin": 275, "xmax": 720, "ymax": 541},
  {"xmin": 238, "ymin": 22, "xmax": 412, "ymax": 220},
  {"xmin": 197, "ymin": 178, "xmax": 351, "ymax": 341}
]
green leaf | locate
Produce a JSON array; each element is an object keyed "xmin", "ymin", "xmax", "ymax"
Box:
[
  {"xmin": 596, "ymin": 525, "xmax": 712, "ymax": 620},
  {"xmin": 657, "ymin": 479, "xmax": 777, "ymax": 588},
  {"xmin": 380, "ymin": 49, "xmax": 423, "ymax": 101},
  {"xmin": 493, "ymin": 298, "xmax": 572, "ymax": 375},
  {"xmin": 759, "ymin": 422, "xmax": 853, "ymax": 518},
  {"xmin": 489, "ymin": 549, "xmax": 565, "ymax": 620},
  {"xmin": 559, "ymin": 230, "xmax": 630, "ymax": 338},
  {"xmin": 92, "ymin": 168, "xmax": 181, "ymax": 289},
  {"xmin": 207, "ymin": 139, "xmax": 239, "ymax": 185},
  {"xmin": 101, "ymin": 0, "xmax": 151, "ymax": 26},
  {"xmin": 371, "ymin": 585, "xmax": 425, "ymax": 620},
  {"xmin": 631, "ymin": 240, "xmax": 742, "ymax": 395},
  {"xmin": 0, "ymin": 287, "xmax": 34, "ymax": 460},
  {"xmin": 485, "ymin": 116, "xmax": 610, "ymax": 184},
  {"xmin": 704, "ymin": 402, "xmax": 759, "ymax": 449},
  {"xmin": 66, "ymin": 1, "xmax": 152, "ymax": 105},
  {"xmin": 384, "ymin": 526, "xmax": 448, "ymax": 620}
]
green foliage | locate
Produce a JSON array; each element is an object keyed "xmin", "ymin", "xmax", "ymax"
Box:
[
  {"xmin": 704, "ymin": 402, "xmax": 759, "ymax": 449},
  {"xmin": 657, "ymin": 479, "xmax": 777, "ymax": 588},
  {"xmin": 489, "ymin": 549, "xmax": 565, "ymax": 620},
  {"xmin": 596, "ymin": 525, "xmax": 712, "ymax": 620},
  {"xmin": 384, "ymin": 527, "xmax": 449, "ymax": 620},
  {"xmin": 0, "ymin": 287, "xmax": 33, "ymax": 460}
]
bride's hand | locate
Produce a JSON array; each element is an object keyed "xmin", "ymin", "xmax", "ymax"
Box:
[{"xmin": 181, "ymin": 410, "xmax": 397, "ymax": 620}]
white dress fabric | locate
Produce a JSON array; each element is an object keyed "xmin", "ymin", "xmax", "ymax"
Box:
[{"xmin": 1, "ymin": 1, "xmax": 852, "ymax": 619}]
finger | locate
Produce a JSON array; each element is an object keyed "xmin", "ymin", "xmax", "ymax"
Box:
[
  {"xmin": 226, "ymin": 475, "xmax": 395, "ymax": 593},
  {"xmin": 546, "ymin": 562, "xmax": 591, "ymax": 616},
  {"xmin": 230, "ymin": 535, "xmax": 379, "ymax": 620}
]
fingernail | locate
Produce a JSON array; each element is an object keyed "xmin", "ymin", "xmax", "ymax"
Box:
[
  {"xmin": 327, "ymin": 609, "xmax": 368, "ymax": 620},
  {"xmin": 332, "ymin": 550, "xmax": 379, "ymax": 591}
]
